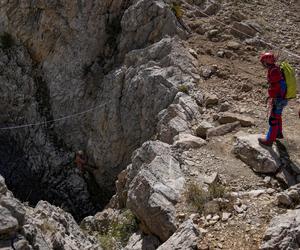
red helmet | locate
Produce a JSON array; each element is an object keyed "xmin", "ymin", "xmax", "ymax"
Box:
[{"xmin": 260, "ymin": 52, "xmax": 276, "ymax": 65}]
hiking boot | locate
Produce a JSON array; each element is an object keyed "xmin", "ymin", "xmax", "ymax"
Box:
[
  {"xmin": 258, "ymin": 138, "xmax": 273, "ymax": 147},
  {"xmin": 277, "ymin": 133, "xmax": 284, "ymax": 139}
]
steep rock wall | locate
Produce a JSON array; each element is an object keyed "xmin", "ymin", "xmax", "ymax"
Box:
[{"xmin": 0, "ymin": 0, "xmax": 198, "ymax": 219}]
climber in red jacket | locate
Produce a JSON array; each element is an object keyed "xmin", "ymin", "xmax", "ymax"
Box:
[
  {"xmin": 75, "ymin": 150, "xmax": 87, "ymax": 174},
  {"xmin": 258, "ymin": 52, "xmax": 287, "ymax": 146}
]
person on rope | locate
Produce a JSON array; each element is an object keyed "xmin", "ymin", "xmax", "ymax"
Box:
[
  {"xmin": 75, "ymin": 150, "xmax": 87, "ymax": 174},
  {"xmin": 74, "ymin": 150, "xmax": 98, "ymax": 175},
  {"xmin": 258, "ymin": 52, "xmax": 287, "ymax": 146}
]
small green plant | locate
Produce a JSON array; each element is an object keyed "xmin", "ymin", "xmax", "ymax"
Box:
[
  {"xmin": 0, "ymin": 32, "xmax": 14, "ymax": 49},
  {"xmin": 185, "ymin": 182, "xmax": 227, "ymax": 213},
  {"xmin": 208, "ymin": 182, "xmax": 226, "ymax": 199},
  {"xmin": 178, "ymin": 84, "xmax": 189, "ymax": 94},
  {"xmin": 185, "ymin": 182, "xmax": 208, "ymax": 212},
  {"xmin": 98, "ymin": 235, "xmax": 119, "ymax": 250},
  {"xmin": 171, "ymin": 2, "xmax": 183, "ymax": 18},
  {"xmin": 97, "ymin": 210, "xmax": 138, "ymax": 250}
]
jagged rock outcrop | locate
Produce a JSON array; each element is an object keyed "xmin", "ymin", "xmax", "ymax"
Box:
[
  {"xmin": 157, "ymin": 93, "xmax": 201, "ymax": 144},
  {"xmin": 157, "ymin": 219, "xmax": 200, "ymax": 250},
  {"xmin": 112, "ymin": 141, "xmax": 186, "ymax": 242},
  {"xmin": 124, "ymin": 232, "xmax": 161, "ymax": 250},
  {"xmin": 0, "ymin": 0, "xmax": 199, "ymax": 219},
  {"xmin": 261, "ymin": 209, "xmax": 300, "ymax": 250},
  {"xmin": 276, "ymin": 184, "xmax": 300, "ymax": 207},
  {"xmin": 0, "ymin": 174, "xmax": 101, "ymax": 249},
  {"xmin": 233, "ymin": 134, "xmax": 281, "ymax": 174}
]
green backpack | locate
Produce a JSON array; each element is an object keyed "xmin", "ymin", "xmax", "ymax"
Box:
[{"xmin": 280, "ymin": 61, "xmax": 297, "ymax": 99}]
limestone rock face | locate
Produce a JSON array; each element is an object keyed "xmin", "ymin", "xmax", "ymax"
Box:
[
  {"xmin": 233, "ymin": 134, "xmax": 281, "ymax": 174},
  {"xmin": 0, "ymin": 0, "xmax": 199, "ymax": 219},
  {"xmin": 123, "ymin": 141, "xmax": 186, "ymax": 241},
  {"xmin": 261, "ymin": 209, "xmax": 300, "ymax": 250},
  {"xmin": 157, "ymin": 93, "xmax": 201, "ymax": 144},
  {"xmin": 119, "ymin": 0, "xmax": 187, "ymax": 57}
]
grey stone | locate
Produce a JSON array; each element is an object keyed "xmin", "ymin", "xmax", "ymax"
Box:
[
  {"xmin": 231, "ymin": 21, "xmax": 258, "ymax": 39},
  {"xmin": 157, "ymin": 219, "xmax": 200, "ymax": 250},
  {"xmin": 207, "ymin": 121, "xmax": 241, "ymax": 138},
  {"xmin": 201, "ymin": 66, "xmax": 218, "ymax": 80},
  {"xmin": 0, "ymin": 197, "xmax": 26, "ymax": 226},
  {"xmin": 218, "ymin": 112, "xmax": 255, "ymax": 127},
  {"xmin": 196, "ymin": 121, "xmax": 214, "ymax": 139},
  {"xmin": 173, "ymin": 133, "xmax": 207, "ymax": 149},
  {"xmin": 205, "ymin": 93, "xmax": 219, "ymax": 107},
  {"xmin": 124, "ymin": 232, "xmax": 160, "ymax": 250},
  {"xmin": 276, "ymin": 184, "xmax": 300, "ymax": 207},
  {"xmin": 233, "ymin": 134, "xmax": 281, "ymax": 174},
  {"xmin": 127, "ymin": 141, "xmax": 186, "ymax": 241},
  {"xmin": 221, "ymin": 212, "xmax": 231, "ymax": 222},
  {"xmin": 227, "ymin": 41, "xmax": 241, "ymax": 50},
  {"xmin": 261, "ymin": 209, "xmax": 300, "ymax": 249},
  {"xmin": 0, "ymin": 205, "xmax": 18, "ymax": 236}
]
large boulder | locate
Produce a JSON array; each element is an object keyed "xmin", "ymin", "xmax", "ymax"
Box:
[
  {"xmin": 233, "ymin": 134, "xmax": 281, "ymax": 174},
  {"xmin": 126, "ymin": 141, "xmax": 186, "ymax": 241},
  {"xmin": 207, "ymin": 121, "xmax": 240, "ymax": 139},
  {"xmin": 218, "ymin": 112, "xmax": 255, "ymax": 127},
  {"xmin": 277, "ymin": 184, "xmax": 300, "ymax": 207},
  {"xmin": 157, "ymin": 219, "xmax": 200, "ymax": 250},
  {"xmin": 261, "ymin": 209, "xmax": 300, "ymax": 250},
  {"xmin": 24, "ymin": 201, "xmax": 102, "ymax": 250},
  {"xmin": 173, "ymin": 133, "xmax": 207, "ymax": 149}
]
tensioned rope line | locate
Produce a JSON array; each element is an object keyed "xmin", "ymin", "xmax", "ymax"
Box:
[
  {"xmin": 195, "ymin": 2, "xmax": 300, "ymax": 60},
  {"xmin": 0, "ymin": 101, "xmax": 110, "ymax": 130}
]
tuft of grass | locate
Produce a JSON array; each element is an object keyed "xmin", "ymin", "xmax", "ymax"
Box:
[
  {"xmin": 185, "ymin": 182, "xmax": 208, "ymax": 213},
  {"xmin": 185, "ymin": 182, "xmax": 227, "ymax": 213},
  {"xmin": 171, "ymin": 3, "xmax": 183, "ymax": 18},
  {"xmin": 0, "ymin": 32, "xmax": 14, "ymax": 49},
  {"xmin": 208, "ymin": 182, "xmax": 226, "ymax": 199},
  {"xmin": 98, "ymin": 235, "xmax": 119, "ymax": 250},
  {"xmin": 97, "ymin": 210, "xmax": 138, "ymax": 250},
  {"xmin": 178, "ymin": 84, "xmax": 189, "ymax": 94}
]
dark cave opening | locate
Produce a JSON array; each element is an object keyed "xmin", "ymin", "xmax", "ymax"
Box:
[{"xmin": 0, "ymin": 132, "xmax": 112, "ymax": 222}]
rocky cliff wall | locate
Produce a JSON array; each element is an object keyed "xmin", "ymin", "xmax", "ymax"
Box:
[{"xmin": 0, "ymin": 0, "xmax": 199, "ymax": 219}]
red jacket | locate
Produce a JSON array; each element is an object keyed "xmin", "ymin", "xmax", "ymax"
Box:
[{"xmin": 267, "ymin": 65, "xmax": 285, "ymax": 99}]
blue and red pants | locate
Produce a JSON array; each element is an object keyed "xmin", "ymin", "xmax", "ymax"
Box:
[{"xmin": 266, "ymin": 99, "xmax": 287, "ymax": 142}]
